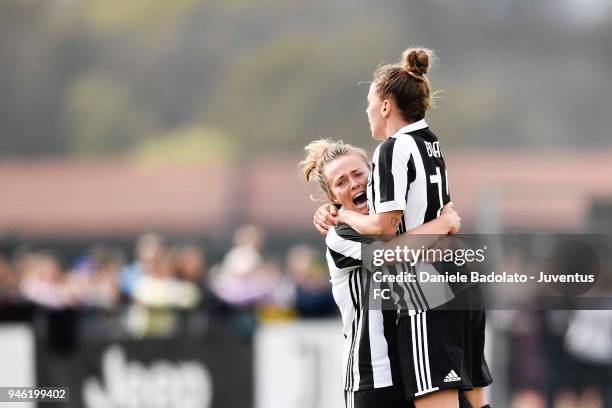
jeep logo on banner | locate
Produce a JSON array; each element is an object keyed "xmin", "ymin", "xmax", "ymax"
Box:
[
  {"xmin": 82, "ymin": 345, "xmax": 213, "ymax": 408},
  {"xmin": 37, "ymin": 323, "xmax": 252, "ymax": 408}
]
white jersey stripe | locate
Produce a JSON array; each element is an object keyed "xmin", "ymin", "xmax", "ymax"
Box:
[
  {"xmin": 412, "ymin": 312, "xmax": 440, "ymax": 396},
  {"xmin": 429, "ymin": 166, "xmax": 443, "ymax": 217},
  {"xmin": 422, "ymin": 312, "xmax": 434, "ymax": 390},
  {"xmin": 326, "ymin": 227, "xmax": 362, "ymax": 261},
  {"xmin": 405, "ymin": 282, "xmax": 420, "ymax": 314},
  {"xmin": 346, "ymin": 271, "xmax": 355, "ymax": 390},
  {"xmin": 369, "ymin": 308, "xmax": 392, "ymax": 387},
  {"xmin": 348, "ymin": 269, "xmax": 360, "ymax": 390},
  {"xmin": 410, "ymin": 314, "xmax": 424, "ymax": 393},
  {"xmin": 445, "ymin": 169, "xmax": 449, "ymax": 195},
  {"xmin": 416, "ymin": 312, "xmax": 428, "ymax": 392},
  {"xmin": 404, "ymin": 136, "xmax": 428, "ymax": 229}
]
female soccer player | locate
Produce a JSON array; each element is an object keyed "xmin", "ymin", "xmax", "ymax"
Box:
[
  {"xmin": 314, "ymin": 48, "xmax": 493, "ymax": 408},
  {"xmin": 300, "ymin": 139, "xmax": 461, "ymax": 408}
]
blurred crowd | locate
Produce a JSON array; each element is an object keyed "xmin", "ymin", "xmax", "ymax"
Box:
[
  {"xmin": 488, "ymin": 309, "xmax": 612, "ymax": 408},
  {"xmin": 2, "ymin": 227, "xmax": 612, "ymax": 407},
  {"xmin": 486, "ymin": 242, "xmax": 612, "ymax": 408},
  {"xmin": 0, "ymin": 225, "xmax": 336, "ymax": 340}
]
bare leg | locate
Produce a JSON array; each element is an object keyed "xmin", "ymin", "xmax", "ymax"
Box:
[
  {"xmin": 579, "ymin": 387, "xmax": 603, "ymax": 408},
  {"xmin": 464, "ymin": 387, "xmax": 488, "ymax": 407},
  {"xmin": 510, "ymin": 389, "xmax": 546, "ymax": 408},
  {"xmin": 415, "ymin": 389, "xmax": 459, "ymax": 408},
  {"xmin": 554, "ymin": 390, "xmax": 577, "ymax": 408}
]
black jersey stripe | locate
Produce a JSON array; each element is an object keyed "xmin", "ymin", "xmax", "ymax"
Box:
[
  {"xmin": 398, "ymin": 264, "xmax": 424, "ymax": 312},
  {"xmin": 346, "ymin": 271, "xmax": 355, "ymax": 390},
  {"xmin": 346, "ymin": 268, "xmax": 359, "ymax": 390},
  {"xmin": 410, "ymin": 128, "xmax": 450, "ymax": 223},
  {"xmin": 382, "ymin": 308, "xmax": 402, "ymax": 388},
  {"xmin": 350, "ymin": 269, "xmax": 360, "ymax": 388},
  {"xmin": 397, "ymin": 214, "xmax": 406, "ymax": 235},
  {"xmin": 420, "ymin": 312, "xmax": 434, "ymax": 390},
  {"xmin": 387, "ymin": 264, "xmax": 410, "ymax": 311},
  {"xmin": 405, "ymin": 154, "xmax": 417, "ymax": 203},
  {"xmin": 378, "ymin": 138, "xmax": 397, "ymax": 203},
  {"xmin": 335, "ymin": 224, "xmax": 374, "ymax": 244},
  {"xmin": 328, "ymin": 247, "xmax": 361, "ymax": 269},
  {"xmin": 410, "ymin": 266, "xmax": 430, "ymax": 311},
  {"xmin": 358, "ymin": 270, "xmax": 374, "ymax": 388},
  {"xmin": 413, "ymin": 273, "xmax": 430, "ymax": 310},
  {"xmin": 410, "ymin": 313, "xmax": 425, "ymax": 393},
  {"xmin": 345, "ymin": 320, "xmax": 355, "ymax": 389},
  {"xmin": 354, "ymin": 267, "xmax": 362, "ymax": 321},
  {"xmin": 403, "ymin": 281, "xmax": 422, "ymax": 313},
  {"xmin": 348, "ymin": 269, "xmax": 359, "ymax": 309},
  {"xmin": 369, "ymin": 162, "xmax": 377, "ymax": 213},
  {"xmin": 351, "ymin": 267, "xmax": 364, "ymax": 390},
  {"xmin": 352, "ymin": 267, "xmax": 364, "ymax": 389}
]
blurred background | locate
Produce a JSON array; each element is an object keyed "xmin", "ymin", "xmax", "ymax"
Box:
[{"xmin": 1, "ymin": 0, "xmax": 612, "ymax": 407}]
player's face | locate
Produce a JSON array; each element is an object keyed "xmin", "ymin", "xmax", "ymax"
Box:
[
  {"xmin": 366, "ymin": 83, "xmax": 386, "ymax": 141},
  {"xmin": 324, "ymin": 154, "xmax": 369, "ymax": 214}
]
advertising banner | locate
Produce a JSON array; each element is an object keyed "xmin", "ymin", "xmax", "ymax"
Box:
[{"xmin": 37, "ymin": 325, "xmax": 252, "ymax": 408}]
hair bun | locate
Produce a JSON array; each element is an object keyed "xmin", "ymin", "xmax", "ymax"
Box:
[{"xmin": 402, "ymin": 48, "xmax": 431, "ymax": 75}]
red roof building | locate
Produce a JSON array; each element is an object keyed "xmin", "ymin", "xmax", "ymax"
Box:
[{"xmin": 1, "ymin": 150, "xmax": 611, "ymax": 238}]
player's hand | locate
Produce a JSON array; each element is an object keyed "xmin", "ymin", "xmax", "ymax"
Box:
[
  {"xmin": 313, "ymin": 204, "xmax": 339, "ymax": 237},
  {"xmin": 441, "ymin": 202, "xmax": 461, "ymax": 235},
  {"xmin": 337, "ymin": 207, "xmax": 348, "ymax": 225}
]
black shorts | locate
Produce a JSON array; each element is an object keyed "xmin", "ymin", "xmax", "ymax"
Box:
[
  {"xmin": 344, "ymin": 384, "xmax": 410, "ymax": 408},
  {"xmin": 397, "ymin": 285, "xmax": 493, "ymax": 400}
]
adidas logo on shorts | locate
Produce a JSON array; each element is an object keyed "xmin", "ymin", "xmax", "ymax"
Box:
[{"xmin": 444, "ymin": 370, "xmax": 461, "ymax": 383}]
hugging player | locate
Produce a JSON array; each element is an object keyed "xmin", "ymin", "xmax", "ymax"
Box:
[
  {"xmin": 313, "ymin": 48, "xmax": 493, "ymax": 408},
  {"xmin": 301, "ymin": 139, "xmax": 461, "ymax": 408}
]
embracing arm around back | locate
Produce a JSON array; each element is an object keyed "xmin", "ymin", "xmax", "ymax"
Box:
[{"xmin": 339, "ymin": 202, "xmax": 460, "ymax": 240}]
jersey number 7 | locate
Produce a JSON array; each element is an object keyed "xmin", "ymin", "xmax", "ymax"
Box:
[{"xmin": 429, "ymin": 166, "xmax": 449, "ymax": 217}]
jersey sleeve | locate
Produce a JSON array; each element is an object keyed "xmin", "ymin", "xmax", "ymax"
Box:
[
  {"xmin": 325, "ymin": 225, "xmax": 369, "ymax": 269},
  {"xmin": 373, "ymin": 137, "xmax": 413, "ymax": 213}
]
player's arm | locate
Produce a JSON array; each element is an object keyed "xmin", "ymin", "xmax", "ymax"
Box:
[
  {"xmin": 406, "ymin": 202, "xmax": 460, "ymax": 235},
  {"xmin": 313, "ymin": 205, "xmax": 401, "ymax": 237},
  {"xmin": 337, "ymin": 210, "xmax": 402, "ymax": 237},
  {"xmin": 339, "ymin": 201, "xmax": 459, "ymax": 239},
  {"xmin": 376, "ymin": 202, "xmax": 461, "ymax": 265},
  {"xmin": 326, "ymin": 202, "xmax": 461, "ymax": 268}
]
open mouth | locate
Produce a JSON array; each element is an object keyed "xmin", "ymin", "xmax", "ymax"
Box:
[{"xmin": 352, "ymin": 191, "xmax": 367, "ymax": 207}]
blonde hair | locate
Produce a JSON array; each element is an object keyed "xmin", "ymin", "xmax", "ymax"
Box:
[
  {"xmin": 373, "ymin": 47, "xmax": 436, "ymax": 122},
  {"xmin": 299, "ymin": 139, "xmax": 369, "ymax": 203}
]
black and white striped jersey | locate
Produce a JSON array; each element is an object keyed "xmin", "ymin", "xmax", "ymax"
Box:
[
  {"xmin": 325, "ymin": 224, "xmax": 402, "ymax": 391},
  {"xmin": 367, "ymin": 119, "xmax": 456, "ymax": 314},
  {"xmin": 367, "ymin": 119, "xmax": 450, "ymax": 234}
]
